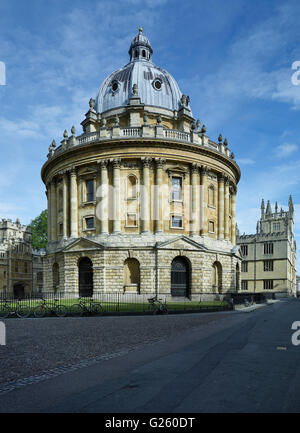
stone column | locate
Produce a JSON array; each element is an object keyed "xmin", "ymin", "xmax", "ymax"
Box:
[
  {"xmin": 191, "ymin": 163, "xmax": 199, "ymax": 236},
  {"xmin": 112, "ymin": 158, "xmax": 121, "ymax": 234},
  {"xmin": 50, "ymin": 179, "xmax": 57, "ymax": 241},
  {"xmin": 200, "ymin": 166, "xmax": 209, "ymax": 236},
  {"xmin": 63, "ymin": 172, "xmax": 68, "ymax": 238},
  {"xmin": 99, "ymin": 160, "xmax": 109, "ymax": 234},
  {"xmin": 46, "ymin": 183, "xmax": 51, "ymax": 242},
  {"xmin": 70, "ymin": 168, "xmax": 78, "ymax": 238},
  {"xmin": 141, "ymin": 157, "xmax": 152, "ymax": 234},
  {"xmin": 218, "ymin": 174, "xmax": 225, "ymax": 240},
  {"xmin": 154, "ymin": 158, "xmax": 165, "ymax": 233},
  {"xmin": 231, "ymin": 188, "xmax": 236, "ymax": 244},
  {"xmin": 224, "ymin": 177, "xmax": 230, "ymax": 240}
]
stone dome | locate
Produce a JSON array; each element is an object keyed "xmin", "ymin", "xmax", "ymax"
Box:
[{"xmin": 95, "ymin": 28, "xmax": 190, "ymax": 115}]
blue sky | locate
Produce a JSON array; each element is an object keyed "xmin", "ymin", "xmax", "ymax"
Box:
[{"xmin": 1, "ymin": 0, "xmax": 300, "ymax": 269}]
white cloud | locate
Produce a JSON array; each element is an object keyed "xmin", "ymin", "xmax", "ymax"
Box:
[
  {"xmin": 236, "ymin": 158, "xmax": 255, "ymax": 165},
  {"xmin": 275, "ymin": 143, "xmax": 298, "ymax": 158}
]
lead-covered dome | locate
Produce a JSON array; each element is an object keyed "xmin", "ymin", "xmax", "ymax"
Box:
[{"xmin": 95, "ymin": 28, "xmax": 189, "ymax": 114}]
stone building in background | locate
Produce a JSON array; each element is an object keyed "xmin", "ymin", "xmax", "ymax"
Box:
[
  {"xmin": 41, "ymin": 28, "xmax": 242, "ymax": 300},
  {"xmin": 236, "ymin": 196, "xmax": 297, "ymax": 296},
  {"xmin": 0, "ymin": 219, "xmax": 44, "ymax": 297}
]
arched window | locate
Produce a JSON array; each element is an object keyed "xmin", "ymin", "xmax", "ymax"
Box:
[
  {"xmin": 171, "ymin": 257, "xmax": 190, "ymax": 297},
  {"xmin": 208, "ymin": 185, "xmax": 215, "ymax": 206},
  {"xmin": 124, "ymin": 258, "xmax": 140, "ymax": 292},
  {"xmin": 212, "ymin": 261, "xmax": 222, "ymax": 293},
  {"xmin": 78, "ymin": 257, "xmax": 93, "ymax": 297},
  {"xmin": 53, "ymin": 263, "xmax": 59, "ymax": 293},
  {"xmin": 142, "ymin": 50, "xmax": 146, "ymax": 57},
  {"xmin": 127, "ymin": 175, "xmax": 137, "ymax": 199},
  {"xmin": 135, "ymin": 50, "xmax": 138, "ymax": 58}
]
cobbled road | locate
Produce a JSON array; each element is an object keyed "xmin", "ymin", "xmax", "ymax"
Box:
[{"xmin": 0, "ymin": 311, "xmax": 234, "ymax": 386}]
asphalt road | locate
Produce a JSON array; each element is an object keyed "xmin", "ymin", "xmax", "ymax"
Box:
[{"xmin": 1, "ymin": 299, "xmax": 300, "ymax": 413}]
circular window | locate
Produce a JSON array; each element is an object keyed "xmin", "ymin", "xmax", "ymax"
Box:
[
  {"xmin": 153, "ymin": 79, "xmax": 162, "ymax": 90},
  {"xmin": 111, "ymin": 81, "xmax": 119, "ymax": 92}
]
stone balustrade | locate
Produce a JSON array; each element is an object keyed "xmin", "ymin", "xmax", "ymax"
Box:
[{"xmin": 49, "ymin": 126, "xmax": 233, "ymax": 159}]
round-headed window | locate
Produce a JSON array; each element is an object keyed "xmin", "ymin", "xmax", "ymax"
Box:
[
  {"xmin": 111, "ymin": 81, "xmax": 119, "ymax": 92},
  {"xmin": 153, "ymin": 79, "xmax": 162, "ymax": 90}
]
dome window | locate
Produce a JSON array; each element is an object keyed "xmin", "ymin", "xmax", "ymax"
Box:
[
  {"xmin": 153, "ymin": 78, "xmax": 162, "ymax": 91},
  {"xmin": 111, "ymin": 80, "xmax": 119, "ymax": 92}
]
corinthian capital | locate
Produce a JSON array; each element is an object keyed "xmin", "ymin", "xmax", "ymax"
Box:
[
  {"xmin": 141, "ymin": 157, "xmax": 152, "ymax": 168},
  {"xmin": 111, "ymin": 158, "xmax": 122, "ymax": 168},
  {"xmin": 155, "ymin": 158, "xmax": 166, "ymax": 168}
]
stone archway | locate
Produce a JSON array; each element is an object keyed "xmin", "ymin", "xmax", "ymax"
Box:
[
  {"xmin": 171, "ymin": 256, "xmax": 190, "ymax": 297},
  {"xmin": 124, "ymin": 258, "xmax": 140, "ymax": 293},
  {"xmin": 13, "ymin": 283, "xmax": 25, "ymax": 299},
  {"xmin": 78, "ymin": 257, "xmax": 93, "ymax": 297},
  {"xmin": 212, "ymin": 261, "xmax": 222, "ymax": 293}
]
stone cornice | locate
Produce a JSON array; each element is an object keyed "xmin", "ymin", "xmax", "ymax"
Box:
[{"xmin": 42, "ymin": 138, "xmax": 240, "ymax": 185}]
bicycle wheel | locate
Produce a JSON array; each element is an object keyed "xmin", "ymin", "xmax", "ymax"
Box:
[
  {"xmin": 16, "ymin": 305, "xmax": 31, "ymax": 318},
  {"xmin": 33, "ymin": 305, "xmax": 47, "ymax": 318},
  {"xmin": 55, "ymin": 305, "xmax": 68, "ymax": 318},
  {"xmin": 161, "ymin": 304, "xmax": 168, "ymax": 314},
  {"xmin": 70, "ymin": 303, "xmax": 83, "ymax": 317},
  {"xmin": 90, "ymin": 303, "xmax": 103, "ymax": 315},
  {"xmin": 0, "ymin": 305, "xmax": 10, "ymax": 319},
  {"xmin": 148, "ymin": 303, "xmax": 157, "ymax": 314}
]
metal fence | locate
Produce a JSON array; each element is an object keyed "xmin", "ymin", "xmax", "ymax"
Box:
[{"xmin": 0, "ymin": 291, "xmax": 232, "ymax": 317}]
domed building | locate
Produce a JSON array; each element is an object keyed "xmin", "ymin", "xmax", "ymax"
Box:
[{"xmin": 41, "ymin": 28, "xmax": 241, "ymax": 300}]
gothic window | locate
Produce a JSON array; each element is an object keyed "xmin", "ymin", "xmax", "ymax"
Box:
[
  {"xmin": 264, "ymin": 243, "xmax": 274, "ymax": 255},
  {"xmin": 264, "ymin": 260, "xmax": 274, "ymax": 271},
  {"xmin": 241, "ymin": 261, "xmax": 248, "ymax": 272},
  {"xmin": 273, "ymin": 223, "xmax": 280, "ymax": 231},
  {"xmin": 241, "ymin": 280, "xmax": 248, "ymax": 290},
  {"xmin": 240, "ymin": 245, "xmax": 248, "ymax": 256},
  {"xmin": 171, "ymin": 176, "xmax": 182, "ymax": 201},
  {"xmin": 263, "ymin": 280, "xmax": 273, "ymax": 290}
]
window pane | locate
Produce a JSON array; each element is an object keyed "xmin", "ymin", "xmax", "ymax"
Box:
[
  {"xmin": 86, "ymin": 180, "xmax": 94, "ymax": 202},
  {"xmin": 86, "ymin": 217, "xmax": 94, "ymax": 229},
  {"xmin": 172, "ymin": 215, "xmax": 182, "ymax": 228},
  {"xmin": 172, "ymin": 177, "xmax": 182, "ymax": 200}
]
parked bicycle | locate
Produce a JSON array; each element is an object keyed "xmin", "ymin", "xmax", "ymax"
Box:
[
  {"xmin": 148, "ymin": 296, "xmax": 168, "ymax": 314},
  {"xmin": 70, "ymin": 297, "xmax": 103, "ymax": 317},
  {"xmin": 0, "ymin": 299, "xmax": 31, "ymax": 318},
  {"xmin": 33, "ymin": 298, "xmax": 68, "ymax": 318}
]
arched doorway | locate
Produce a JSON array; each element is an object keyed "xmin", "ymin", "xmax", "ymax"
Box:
[
  {"xmin": 212, "ymin": 261, "xmax": 222, "ymax": 293},
  {"xmin": 124, "ymin": 258, "xmax": 140, "ymax": 292},
  {"xmin": 13, "ymin": 283, "xmax": 25, "ymax": 299},
  {"xmin": 78, "ymin": 257, "xmax": 93, "ymax": 297},
  {"xmin": 171, "ymin": 257, "xmax": 190, "ymax": 297}
]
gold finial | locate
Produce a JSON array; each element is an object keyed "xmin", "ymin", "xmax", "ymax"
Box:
[{"xmin": 139, "ymin": 26, "xmax": 143, "ymax": 33}]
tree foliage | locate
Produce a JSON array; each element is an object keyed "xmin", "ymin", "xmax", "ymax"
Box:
[{"xmin": 30, "ymin": 210, "xmax": 48, "ymax": 250}]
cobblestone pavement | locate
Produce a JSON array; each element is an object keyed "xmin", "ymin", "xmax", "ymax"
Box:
[{"xmin": 0, "ymin": 312, "xmax": 233, "ymax": 390}]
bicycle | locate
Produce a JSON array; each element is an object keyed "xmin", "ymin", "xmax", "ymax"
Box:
[
  {"xmin": 244, "ymin": 298, "xmax": 254, "ymax": 307},
  {"xmin": 0, "ymin": 299, "xmax": 31, "ymax": 318},
  {"xmin": 33, "ymin": 298, "xmax": 68, "ymax": 318},
  {"xmin": 148, "ymin": 296, "xmax": 168, "ymax": 314},
  {"xmin": 70, "ymin": 297, "xmax": 103, "ymax": 317}
]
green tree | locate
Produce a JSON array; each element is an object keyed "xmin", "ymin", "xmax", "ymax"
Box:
[{"xmin": 30, "ymin": 210, "xmax": 48, "ymax": 250}]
